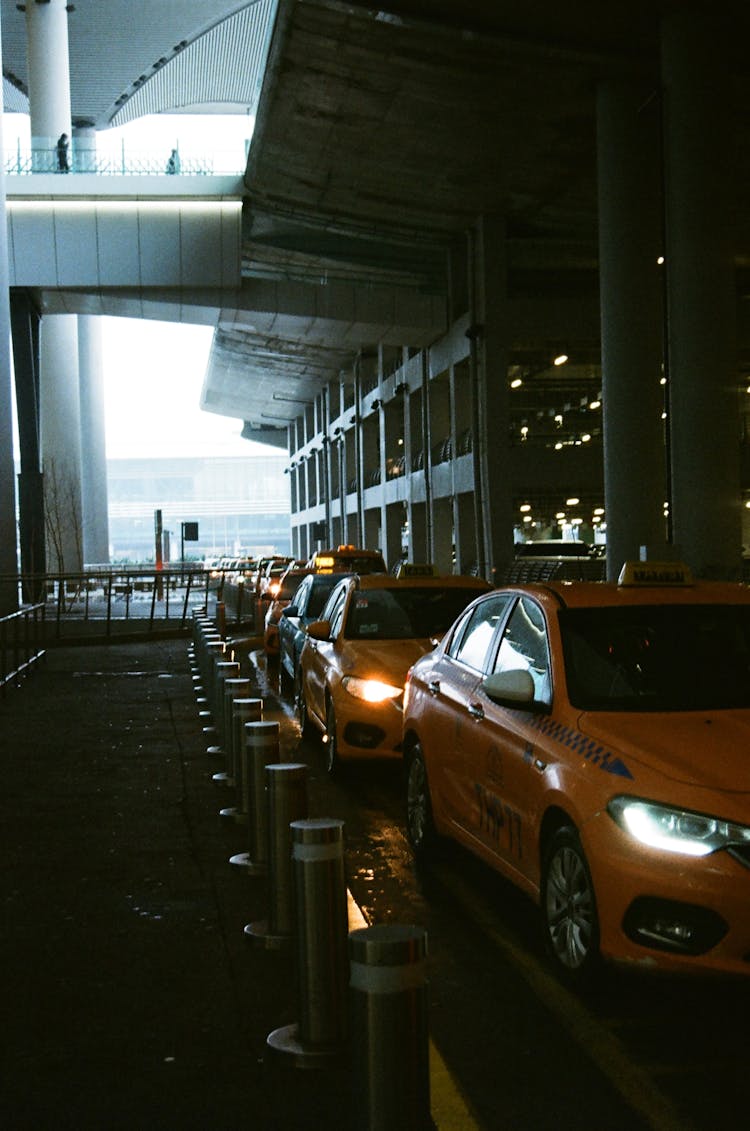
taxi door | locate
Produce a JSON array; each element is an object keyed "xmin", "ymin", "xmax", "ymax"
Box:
[
  {"xmin": 452, "ymin": 594, "xmax": 552, "ymax": 886},
  {"xmin": 303, "ymin": 586, "xmax": 348, "ymax": 729},
  {"xmin": 420, "ymin": 593, "xmax": 513, "ymax": 831}
]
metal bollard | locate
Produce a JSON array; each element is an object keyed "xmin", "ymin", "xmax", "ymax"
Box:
[
  {"xmin": 266, "ymin": 818, "xmax": 348, "ymax": 1065},
  {"xmin": 228, "ymin": 720, "xmax": 280, "ymax": 874},
  {"xmin": 196, "ymin": 637, "xmax": 223, "ymax": 709},
  {"xmin": 349, "ymin": 925, "xmax": 432, "ymax": 1131},
  {"xmin": 219, "ymin": 697, "xmax": 263, "ymax": 822},
  {"xmin": 212, "ymin": 677, "xmax": 251, "ymax": 785},
  {"xmin": 206, "ymin": 660, "xmax": 239, "ymax": 754},
  {"xmin": 244, "ymin": 762, "xmax": 308, "ymax": 948}
]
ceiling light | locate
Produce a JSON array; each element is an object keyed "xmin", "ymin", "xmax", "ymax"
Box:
[
  {"xmin": 589, "ymin": 400, "xmax": 601, "ymax": 410},
  {"xmin": 553, "ymin": 354, "xmax": 568, "ymax": 366},
  {"xmin": 510, "ymin": 378, "xmax": 523, "ymax": 388},
  {"xmin": 519, "ymin": 503, "xmax": 531, "ymax": 513},
  {"xmin": 554, "ymin": 442, "xmax": 563, "ymax": 450},
  {"xmin": 581, "ymin": 433, "xmax": 591, "ymax": 442},
  {"xmin": 566, "ymin": 497, "xmax": 579, "ymax": 506}
]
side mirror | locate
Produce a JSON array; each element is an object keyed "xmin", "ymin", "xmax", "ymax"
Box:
[
  {"xmin": 306, "ymin": 619, "xmax": 332, "ymax": 642},
  {"xmin": 483, "ymin": 668, "xmax": 536, "ymax": 708}
]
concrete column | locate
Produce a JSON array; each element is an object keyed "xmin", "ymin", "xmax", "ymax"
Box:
[
  {"xmin": 661, "ymin": 13, "xmax": 740, "ymax": 578},
  {"xmin": 471, "ymin": 215, "xmax": 513, "ymax": 583},
  {"xmin": 596, "ymin": 79, "xmax": 666, "ymax": 579},
  {"xmin": 41, "ymin": 316, "xmax": 83, "ymax": 573},
  {"xmin": 78, "ymin": 316, "xmax": 110, "ymax": 564},
  {"xmin": 26, "ymin": 0, "xmax": 72, "ymax": 168},
  {"xmin": 0, "ymin": 30, "xmax": 19, "ymax": 613},
  {"xmin": 432, "ymin": 497, "xmax": 454, "ymax": 574}
]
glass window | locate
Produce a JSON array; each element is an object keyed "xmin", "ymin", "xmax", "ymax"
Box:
[
  {"xmin": 493, "ymin": 596, "xmax": 552, "ymax": 706},
  {"xmin": 560, "ymin": 604, "xmax": 750, "ymax": 711},
  {"xmin": 450, "ymin": 593, "xmax": 512, "ymax": 672},
  {"xmin": 344, "ymin": 586, "xmax": 488, "ymax": 641}
]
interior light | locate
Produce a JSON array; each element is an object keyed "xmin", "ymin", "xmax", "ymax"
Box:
[
  {"xmin": 661, "ymin": 411, "xmax": 667, "ymax": 420},
  {"xmin": 553, "ymin": 354, "xmax": 568, "ymax": 366},
  {"xmin": 523, "ymin": 515, "xmax": 533, "ymax": 523},
  {"xmin": 589, "ymin": 400, "xmax": 601, "ymax": 410},
  {"xmin": 657, "ymin": 255, "xmax": 665, "ymax": 265},
  {"xmin": 660, "ymin": 377, "xmax": 667, "ymax": 386},
  {"xmin": 566, "ymin": 497, "xmax": 579, "ymax": 506},
  {"xmin": 555, "ymin": 512, "xmax": 566, "ymax": 520},
  {"xmin": 554, "ymin": 442, "xmax": 563, "ymax": 450},
  {"xmin": 510, "ymin": 378, "xmax": 523, "ymax": 388},
  {"xmin": 745, "ymin": 501, "xmax": 750, "ymax": 510},
  {"xmin": 593, "ymin": 507, "xmax": 604, "ymax": 516},
  {"xmin": 519, "ymin": 504, "xmax": 531, "ymax": 513},
  {"xmin": 581, "ymin": 433, "xmax": 591, "ymax": 442},
  {"xmin": 554, "ymin": 413, "xmax": 563, "ymax": 426}
]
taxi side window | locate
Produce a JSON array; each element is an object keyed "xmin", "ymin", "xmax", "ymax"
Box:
[
  {"xmin": 493, "ymin": 596, "xmax": 552, "ymax": 706},
  {"xmin": 450, "ymin": 594, "xmax": 512, "ymax": 672},
  {"xmin": 327, "ymin": 590, "xmax": 348, "ymax": 638}
]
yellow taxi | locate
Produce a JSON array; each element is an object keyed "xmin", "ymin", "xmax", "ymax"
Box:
[
  {"xmin": 306, "ymin": 545, "xmax": 387, "ymax": 575},
  {"xmin": 297, "ymin": 569, "xmax": 490, "ymax": 774},
  {"xmin": 402, "ymin": 562, "xmax": 750, "ymax": 981}
]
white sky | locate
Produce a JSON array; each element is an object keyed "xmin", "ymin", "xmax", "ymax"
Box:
[{"xmin": 5, "ymin": 111, "xmax": 272, "ymax": 461}]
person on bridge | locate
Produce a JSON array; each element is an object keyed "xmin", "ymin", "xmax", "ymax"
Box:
[
  {"xmin": 166, "ymin": 148, "xmax": 180, "ymax": 174},
  {"xmin": 56, "ymin": 133, "xmax": 69, "ymax": 173}
]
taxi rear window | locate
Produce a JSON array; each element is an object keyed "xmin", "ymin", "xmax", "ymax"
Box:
[
  {"xmin": 345, "ymin": 587, "xmax": 483, "ymax": 640},
  {"xmin": 560, "ymin": 604, "xmax": 750, "ymax": 711}
]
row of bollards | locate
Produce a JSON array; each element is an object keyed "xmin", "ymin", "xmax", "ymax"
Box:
[{"xmin": 189, "ymin": 612, "xmax": 434, "ymax": 1130}]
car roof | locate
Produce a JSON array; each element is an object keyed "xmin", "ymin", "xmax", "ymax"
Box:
[
  {"xmin": 495, "ymin": 578, "xmax": 750, "ymax": 610},
  {"xmin": 347, "ymin": 574, "xmax": 491, "ymax": 591}
]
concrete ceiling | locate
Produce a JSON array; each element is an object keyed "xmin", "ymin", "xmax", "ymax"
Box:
[{"xmin": 4, "ymin": 0, "xmax": 750, "ymax": 447}]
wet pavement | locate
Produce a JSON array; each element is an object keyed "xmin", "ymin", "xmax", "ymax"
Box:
[{"xmin": 0, "ymin": 633, "xmax": 353, "ymax": 1131}]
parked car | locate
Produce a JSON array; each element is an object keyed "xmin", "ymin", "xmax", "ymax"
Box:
[
  {"xmin": 278, "ymin": 571, "xmax": 354, "ymax": 691},
  {"xmin": 402, "ymin": 560, "xmax": 750, "ymax": 982},
  {"xmin": 297, "ymin": 571, "xmax": 490, "ymax": 773},
  {"xmin": 263, "ymin": 567, "xmax": 313, "ymax": 656}
]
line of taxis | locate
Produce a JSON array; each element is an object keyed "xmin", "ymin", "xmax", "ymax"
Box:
[{"xmin": 277, "ymin": 556, "xmax": 750, "ymax": 982}]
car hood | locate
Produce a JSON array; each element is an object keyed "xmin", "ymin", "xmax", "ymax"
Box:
[
  {"xmin": 340, "ymin": 638, "xmax": 437, "ymax": 683},
  {"xmin": 578, "ymin": 710, "xmax": 750, "ymax": 792}
]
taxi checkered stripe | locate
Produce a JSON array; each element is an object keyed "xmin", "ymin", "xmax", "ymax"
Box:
[{"xmin": 532, "ymin": 716, "xmax": 633, "ymax": 779}]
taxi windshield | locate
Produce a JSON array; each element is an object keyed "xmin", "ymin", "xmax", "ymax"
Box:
[
  {"xmin": 345, "ymin": 587, "xmax": 482, "ymax": 641},
  {"xmin": 561, "ymin": 604, "xmax": 750, "ymax": 711}
]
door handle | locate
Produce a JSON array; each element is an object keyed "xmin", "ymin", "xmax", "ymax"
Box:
[
  {"xmin": 468, "ymin": 702, "xmax": 484, "ymax": 720},
  {"xmin": 428, "ymin": 680, "xmax": 440, "ymax": 696}
]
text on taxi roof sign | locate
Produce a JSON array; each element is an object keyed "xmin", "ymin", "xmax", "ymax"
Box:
[{"xmin": 617, "ymin": 561, "xmax": 693, "ymax": 587}]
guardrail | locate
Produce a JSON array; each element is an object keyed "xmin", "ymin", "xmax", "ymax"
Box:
[
  {"xmin": 0, "ymin": 602, "xmax": 46, "ymax": 691},
  {"xmin": 3, "ymin": 568, "xmax": 219, "ymax": 641}
]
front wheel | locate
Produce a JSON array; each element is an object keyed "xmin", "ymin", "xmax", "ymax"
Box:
[
  {"xmin": 405, "ymin": 744, "xmax": 437, "ymax": 861},
  {"xmin": 296, "ymin": 675, "xmax": 314, "ymax": 740},
  {"xmin": 541, "ymin": 825, "xmax": 600, "ymax": 984},
  {"xmin": 325, "ymin": 700, "xmax": 340, "ymax": 775}
]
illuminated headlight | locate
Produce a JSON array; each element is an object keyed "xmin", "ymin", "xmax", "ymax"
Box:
[
  {"xmin": 608, "ymin": 796, "xmax": 750, "ymax": 857},
  {"xmin": 342, "ymin": 676, "xmax": 403, "ymax": 704}
]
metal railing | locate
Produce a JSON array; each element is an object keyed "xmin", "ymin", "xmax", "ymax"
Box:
[
  {"xmin": 0, "ymin": 602, "xmax": 46, "ymax": 691},
  {"xmin": 4, "ymin": 567, "xmax": 219, "ymax": 641}
]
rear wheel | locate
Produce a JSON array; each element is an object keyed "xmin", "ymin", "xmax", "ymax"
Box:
[
  {"xmin": 541, "ymin": 825, "xmax": 600, "ymax": 984},
  {"xmin": 405, "ymin": 744, "xmax": 437, "ymax": 860}
]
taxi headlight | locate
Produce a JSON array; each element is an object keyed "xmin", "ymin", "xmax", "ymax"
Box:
[
  {"xmin": 608, "ymin": 796, "xmax": 750, "ymax": 857},
  {"xmin": 342, "ymin": 676, "xmax": 403, "ymax": 704}
]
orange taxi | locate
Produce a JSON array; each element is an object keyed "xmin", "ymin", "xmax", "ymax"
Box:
[
  {"xmin": 297, "ymin": 569, "xmax": 490, "ymax": 773},
  {"xmin": 402, "ymin": 562, "xmax": 750, "ymax": 981}
]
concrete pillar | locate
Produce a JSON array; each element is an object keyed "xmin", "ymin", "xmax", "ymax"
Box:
[
  {"xmin": 432, "ymin": 497, "xmax": 454, "ymax": 574},
  {"xmin": 26, "ymin": 0, "xmax": 72, "ymax": 169},
  {"xmin": 661, "ymin": 13, "xmax": 740, "ymax": 578},
  {"xmin": 78, "ymin": 315, "xmax": 110, "ymax": 564},
  {"xmin": 0, "ymin": 28, "xmax": 19, "ymax": 613},
  {"xmin": 596, "ymin": 79, "xmax": 666, "ymax": 579},
  {"xmin": 41, "ymin": 315, "xmax": 83, "ymax": 573},
  {"xmin": 470, "ymin": 216, "xmax": 513, "ymax": 583}
]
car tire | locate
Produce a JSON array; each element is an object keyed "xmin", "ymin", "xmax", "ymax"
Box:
[
  {"xmin": 325, "ymin": 700, "xmax": 340, "ymax": 776},
  {"xmin": 405, "ymin": 744, "xmax": 438, "ymax": 861},
  {"xmin": 541, "ymin": 825, "xmax": 600, "ymax": 984},
  {"xmin": 296, "ymin": 675, "xmax": 314, "ymax": 740}
]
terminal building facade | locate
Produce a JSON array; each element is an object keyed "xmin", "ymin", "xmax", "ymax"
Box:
[{"xmin": 1, "ymin": 2, "xmax": 750, "ymax": 612}]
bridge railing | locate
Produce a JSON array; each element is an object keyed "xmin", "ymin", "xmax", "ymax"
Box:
[{"xmin": 4, "ymin": 144, "xmax": 239, "ymax": 177}]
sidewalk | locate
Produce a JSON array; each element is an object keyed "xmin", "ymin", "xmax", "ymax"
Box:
[{"xmin": 0, "ymin": 636, "xmax": 349, "ymax": 1130}]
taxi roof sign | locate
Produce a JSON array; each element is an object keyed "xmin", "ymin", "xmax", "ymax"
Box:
[
  {"xmin": 617, "ymin": 561, "xmax": 693, "ymax": 587},
  {"xmin": 394, "ymin": 562, "xmax": 438, "ymax": 578}
]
